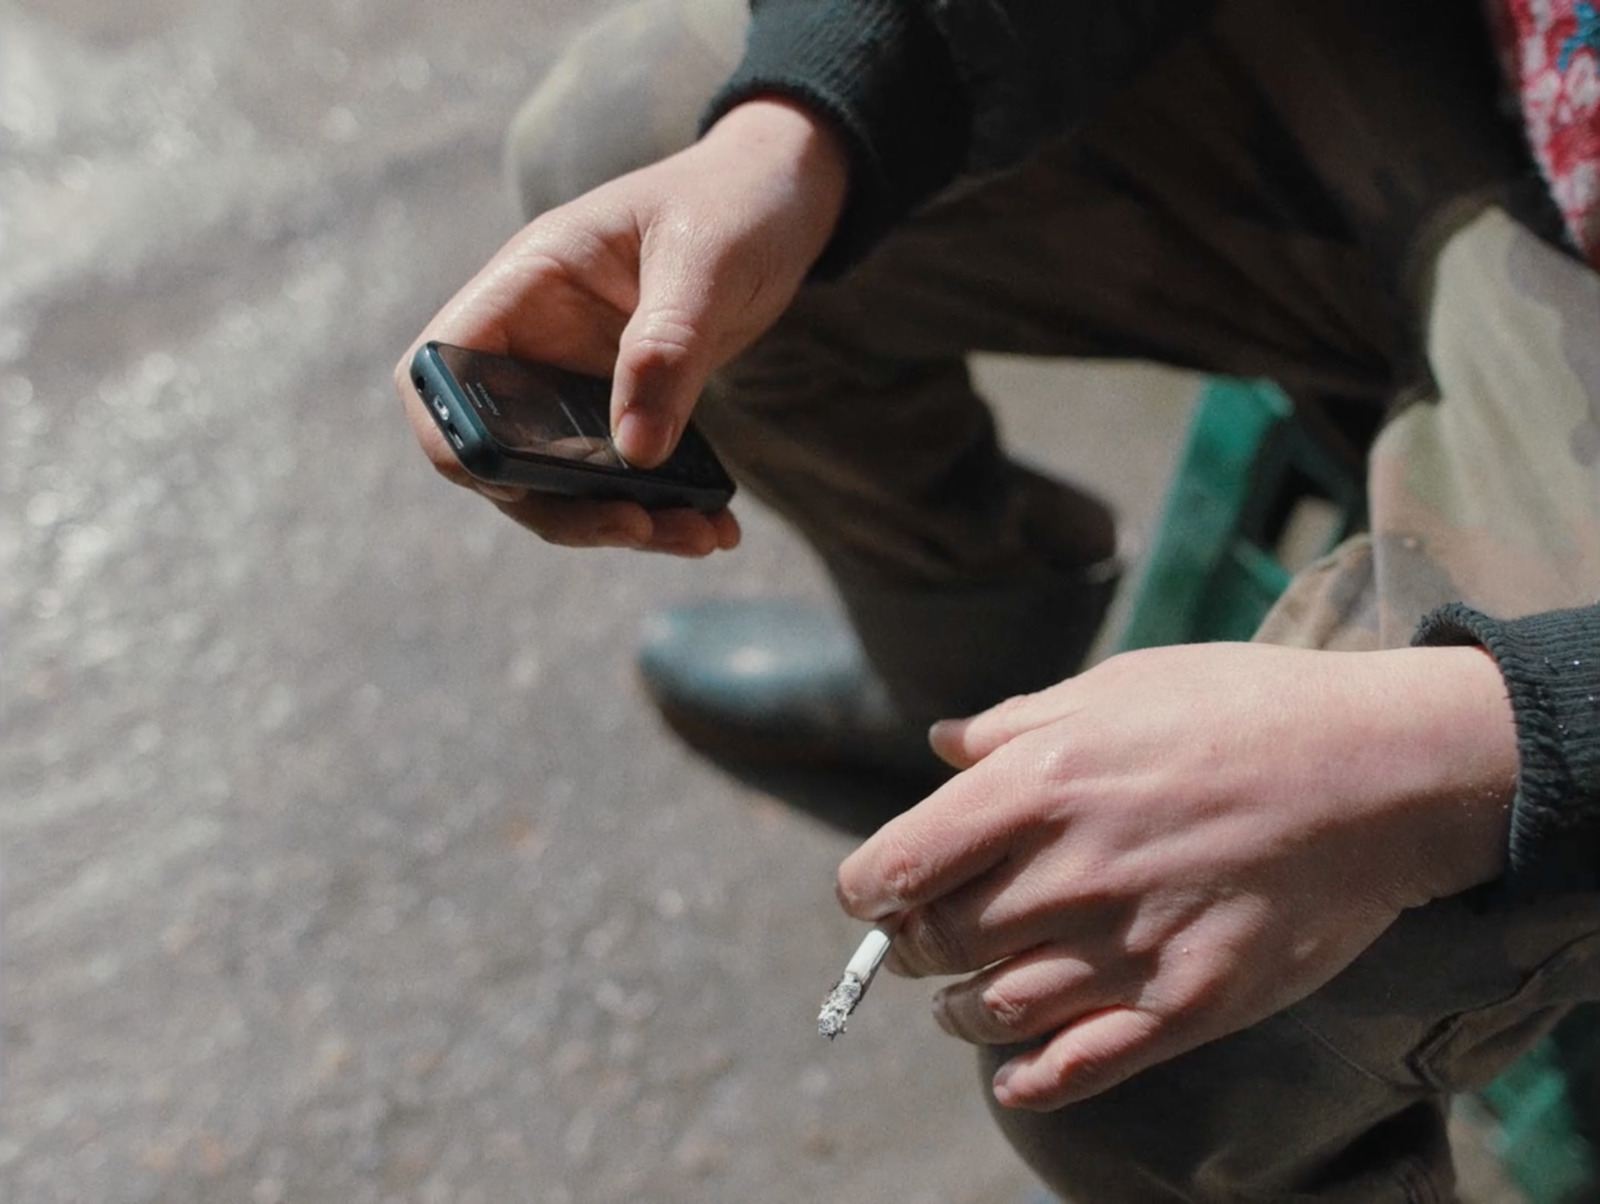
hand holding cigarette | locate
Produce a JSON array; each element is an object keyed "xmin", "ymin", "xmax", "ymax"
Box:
[{"xmin": 825, "ymin": 644, "xmax": 1494, "ymax": 1110}]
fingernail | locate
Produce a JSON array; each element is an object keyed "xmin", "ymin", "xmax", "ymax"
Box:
[
  {"xmin": 928, "ymin": 718, "xmax": 972, "ymax": 768},
  {"xmin": 863, "ymin": 898, "xmax": 904, "ymax": 924},
  {"xmin": 991, "ymin": 1062, "xmax": 1017, "ymax": 1105},
  {"xmin": 614, "ymin": 409, "xmax": 675, "ymax": 467}
]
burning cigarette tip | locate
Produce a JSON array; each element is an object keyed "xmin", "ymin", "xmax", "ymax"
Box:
[
  {"xmin": 816, "ymin": 926, "xmax": 893, "ymax": 1040},
  {"xmin": 817, "ymin": 974, "xmax": 864, "ymax": 1039}
]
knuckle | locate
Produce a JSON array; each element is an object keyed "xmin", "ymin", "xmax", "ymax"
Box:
[
  {"xmin": 978, "ymin": 981, "xmax": 1033, "ymax": 1034},
  {"xmin": 866, "ymin": 829, "xmax": 925, "ymax": 913},
  {"xmin": 1030, "ymin": 739, "xmax": 1074, "ymax": 787},
  {"xmin": 1057, "ymin": 1011, "xmax": 1168, "ymax": 1105},
  {"xmin": 628, "ymin": 333, "xmax": 693, "ymax": 372},
  {"xmin": 1098, "ymin": 646, "xmax": 1153, "ymax": 681},
  {"xmin": 626, "ymin": 309, "xmax": 701, "ymax": 370},
  {"xmin": 1170, "ymin": 973, "xmax": 1227, "ymax": 1016},
  {"xmin": 1053, "ymin": 1043, "xmax": 1119, "ymax": 1102}
]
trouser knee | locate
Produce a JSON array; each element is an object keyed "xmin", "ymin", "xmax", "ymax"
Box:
[{"xmin": 502, "ymin": 0, "xmax": 747, "ymax": 220}]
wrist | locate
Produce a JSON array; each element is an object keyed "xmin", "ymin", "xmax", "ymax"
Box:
[
  {"xmin": 700, "ymin": 97, "xmax": 850, "ymax": 256},
  {"xmin": 1371, "ymin": 646, "xmax": 1517, "ymax": 900}
]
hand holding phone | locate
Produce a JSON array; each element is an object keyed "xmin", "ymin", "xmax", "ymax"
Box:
[{"xmin": 395, "ymin": 99, "xmax": 847, "ymax": 555}]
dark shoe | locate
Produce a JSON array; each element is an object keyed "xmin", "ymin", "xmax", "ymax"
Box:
[
  {"xmin": 833, "ymin": 557, "xmax": 1122, "ymax": 731},
  {"xmin": 638, "ymin": 598, "xmax": 959, "ymax": 834},
  {"xmin": 636, "ymin": 551, "xmax": 1121, "ymax": 832},
  {"xmin": 637, "ymin": 598, "xmax": 945, "ymax": 777}
]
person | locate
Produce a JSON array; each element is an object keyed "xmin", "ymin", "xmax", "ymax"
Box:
[{"xmin": 395, "ymin": 0, "xmax": 1600, "ymax": 1197}]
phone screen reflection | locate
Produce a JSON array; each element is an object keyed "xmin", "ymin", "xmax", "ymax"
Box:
[{"xmin": 440, "ymin": 344, "xmax": 627, "ymax": 468}]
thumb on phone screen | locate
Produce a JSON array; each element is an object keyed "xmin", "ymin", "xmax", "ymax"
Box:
[{"xmin": 609, "ymin": 249, "xmax": 719, "ymax": 469}]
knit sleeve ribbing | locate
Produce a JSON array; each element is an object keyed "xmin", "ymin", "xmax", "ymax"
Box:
[
  {"xmin": 700, "ymin": 0, "xmax": 969, "ymax": 275},
  {"xmin": 701, "ymin": 0, "xmax": 1213, "ymax": 275},
  {"xmin": 1415, "ymin": 601, "xmax": 1600, "ymax": 899}
]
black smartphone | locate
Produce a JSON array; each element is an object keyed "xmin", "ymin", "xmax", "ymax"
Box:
[{"xmin": 409, "ymin": 341, "xmax": 735, "ymax": 513}]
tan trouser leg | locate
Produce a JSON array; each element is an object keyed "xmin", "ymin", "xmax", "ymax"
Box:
[{"xmin": 503, "ymin": 0, "xmax": 746, "ymax": 220}]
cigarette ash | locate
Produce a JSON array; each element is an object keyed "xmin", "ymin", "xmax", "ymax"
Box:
[{"xmin": 817, "ymin": 972, "xmax": 866, "ymax": 1039}]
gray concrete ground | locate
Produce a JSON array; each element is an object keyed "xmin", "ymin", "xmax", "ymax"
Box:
[{"xmin": 0, "ymin": 1, "xmax": 1525, "ymax": 1202}]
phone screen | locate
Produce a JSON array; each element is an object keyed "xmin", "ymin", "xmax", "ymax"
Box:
[{"xmin": 433, "ymin": 343, "xmax": 628, "ymax": 469}]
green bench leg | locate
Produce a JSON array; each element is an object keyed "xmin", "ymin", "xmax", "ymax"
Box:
[{"xmin": 1115, "ymin": 376, "xmax": 1362, "ymax": 653}]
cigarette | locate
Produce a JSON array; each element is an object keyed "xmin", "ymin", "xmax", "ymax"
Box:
[{"xmin": 817, "ymin": 925, "xmax": 893, "ymax": 1039}]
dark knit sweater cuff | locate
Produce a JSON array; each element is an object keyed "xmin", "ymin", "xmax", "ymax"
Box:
[
  {"xmin": 700, "ymin": 0, "xmax": 969, "ymax": 276},
  {"xmin": 1414, "ymin": 601, "xmax": 1600, "ymax": 899}
]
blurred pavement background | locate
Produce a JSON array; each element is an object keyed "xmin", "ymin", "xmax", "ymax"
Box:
[{"xmin": 0, "ymin": 1, "xmax": 1521, "ymax": 1201}]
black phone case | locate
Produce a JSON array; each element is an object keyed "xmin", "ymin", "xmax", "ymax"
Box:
[{"xmin": 411, "ymin": 342, "xmax": 735, "ymax": 513}]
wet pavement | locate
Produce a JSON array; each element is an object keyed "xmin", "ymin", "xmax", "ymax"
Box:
[{"xmin": 0, "ymin": 2, "xmax": 1523, "ymax": 1202}]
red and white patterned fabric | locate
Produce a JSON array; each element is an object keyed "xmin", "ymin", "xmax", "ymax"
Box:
[{"xmin": 1488, "ymin": 0, "xmax": 1600, "ymax": 267}]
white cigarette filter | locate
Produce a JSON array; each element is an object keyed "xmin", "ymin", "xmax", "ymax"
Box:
[{"xmin": 817, "ymin": 926, "xmax": 893, "ymax": 1039}]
